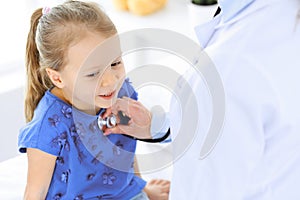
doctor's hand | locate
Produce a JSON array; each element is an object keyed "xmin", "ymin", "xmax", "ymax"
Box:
[{"xmin": 102, "ymin": 97, "xmax": 152, "ymax": 139}]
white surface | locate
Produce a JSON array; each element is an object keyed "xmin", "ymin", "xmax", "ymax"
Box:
[{"xmin": 0, "ymin": 155, "xmax": 27, "ymax": 199}]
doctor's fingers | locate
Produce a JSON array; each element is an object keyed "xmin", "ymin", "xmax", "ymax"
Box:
[
  {"xmin": 104, "ymin": 124, "xmax": 151, "ymax": 139},
  {"xmin": 103, "ymin": 124, "xmax": 136, "ymax": 136},
  {"xmin": 121, "ymin": 96, "xmax": 144, "ymax": 106},
  {"xmin": 102, "ymin": 107, "xmax": 112, "ymax": 119},
  {"xmin": 157, "ymin": 183, "xmax": 170, "ymax": 194},
  {"xmin": 111, "ymin": 97, "xmax": 133, "ymax": 113},
  {"xmin": 103, "ymin": 126, "xmax": 123, "ymax": 136},
  {"xmin": 161, "ymin": 193, "xmax": 169, "ymax": 200},
  {"xmin": 149, "ymin": 179, "xmax": 170, "ymax": 185},
  {"xmin": 149, "ymin": 179, "xmax": 170, "ymax": 193},
  {"xmin": 112, "ymin": 97, "xmax": 145, "ymax": 117}
]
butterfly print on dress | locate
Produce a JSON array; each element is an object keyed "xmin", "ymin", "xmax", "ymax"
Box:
[
  {"xmin": 74, "ymin": 194, "xmax": 83, "ymax": 200},
  {"xmin": 61, "ymin": 169, "xmax": 71, "ymax": 183},
  {"xmin": 53, "ymin": 193, "xmax": 63, "ymax": 200},
  {"xmin": 56, "ymin": 156, "xmax": 64, "ymax": 165},
  {"xmin": 113, "ymin": 140, "xmax": 124, "ymax": 156},
  {"xmin": 77, "ymin": 150, "xmax": 87, "ymax": 164},
  {"xmin": 70, "ymin": 125, "xmax": 80, "ymax": 148},
  {"xmin": 87, "ymin": 173, "xmax": 96, "ymax": 181},
  {"xmin": 48, "ymin": 114, "xmax": 60, "ymax": 127},
  {"xmin": 69, "ymin": 124, "xmax": 88, "ymax": 163},
  {"xmin": 51, "ymin": 131, "xmax": 70, "ymax": 151},
  {"xmin": 91, "ymin": 151, "xmax": 103, "ymax": 165},
  {"xmin": 89, "ymin": 120, "xmax": 98, "ymax": 133},
  {"xmin": 61, "ymin": 105, "xmax": 72, "ymax": 119},
  {"xmin": 102, "ymin": 171, "xmax": 117, "ymax": 185},
  {"xmin": 75, "ymin": 122, "xmax": 86, "ymax": 138}
]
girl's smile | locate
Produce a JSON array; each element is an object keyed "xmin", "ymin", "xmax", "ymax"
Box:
[{"xmin": 98, "ymin": 90, "xmax": 116, "ymax": 100}]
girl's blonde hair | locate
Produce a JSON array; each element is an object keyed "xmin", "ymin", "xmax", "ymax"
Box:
[{"xmin": 25, "ymin": 0, "xmax": 117, "ymax": 122}]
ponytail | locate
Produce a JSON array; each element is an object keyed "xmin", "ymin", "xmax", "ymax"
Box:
[{"xmin": 25, "ymin": 8, "xmax": 52, "ymax": 122}]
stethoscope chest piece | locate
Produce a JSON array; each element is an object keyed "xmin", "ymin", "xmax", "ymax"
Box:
[{"xmin": 98, "ymin": 114, "xmax": 117, "ymax": 129}]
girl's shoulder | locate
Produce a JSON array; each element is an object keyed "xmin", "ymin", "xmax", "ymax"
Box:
[
  {"xmin": 24, "ymin": 90, "xmax": 72, "ymax": 131},
  {"xmin": 18, "ymin": 91, "xmax": 72, "ymax": 156}
]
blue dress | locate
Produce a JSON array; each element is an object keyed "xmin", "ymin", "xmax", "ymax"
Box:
[{"xmin": 18, "ymin": 79, "xmax": 146, "ymax": 200}]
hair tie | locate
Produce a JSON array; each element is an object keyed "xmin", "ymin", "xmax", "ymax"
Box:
[{"xmin": 42, "ymin": 7, "xmax": 52, "ymax": 15}]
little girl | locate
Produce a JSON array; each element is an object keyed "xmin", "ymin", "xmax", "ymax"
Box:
[{"xmin": 18, "ymin": 1, "xmax": 169, "ymax": 199}]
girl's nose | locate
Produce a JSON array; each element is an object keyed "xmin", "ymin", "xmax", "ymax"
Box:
[{"xmin": 100, "ymin": 68, "xmax": 118, "ymax": 87}]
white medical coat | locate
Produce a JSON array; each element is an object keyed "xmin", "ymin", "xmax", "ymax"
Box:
[{"xmin": 169, "ymin": 0, "xmax": 300, "ymax": 199}]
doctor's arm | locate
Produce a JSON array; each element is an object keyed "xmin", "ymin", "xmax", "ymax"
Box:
[{"xmin": 24, "ymin": 148, "xmax": 56, "ymax": 200}]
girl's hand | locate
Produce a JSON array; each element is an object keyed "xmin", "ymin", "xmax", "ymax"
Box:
[
  {"xmin": 144, "ymin": 179, "xmax": 170, "ymax": 200},
  {"xmin": 102, "ymin": 97, "xmax": 152, "ymax": 139}
]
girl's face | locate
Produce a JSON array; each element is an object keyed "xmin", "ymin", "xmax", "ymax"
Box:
[{"xmin": 59, "ymin": 32, "xmax": 125, "ymax": 114}]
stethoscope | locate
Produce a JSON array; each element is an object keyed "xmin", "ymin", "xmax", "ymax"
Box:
[
  {"xmin": 97, "ymin": 111, "xmax": 170, "ymax": 143},
  {"xmin": 97, "ymin": 111, "xmax": 131, "ymax": 129},
  {"xmin": 97, "ymin": 113, "xmax": 117, "ymax": 129}
]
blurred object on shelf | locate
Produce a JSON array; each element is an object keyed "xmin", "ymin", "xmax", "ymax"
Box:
[
  {"xmin": 112, "ymin": 0, "xmax": 128, "ymax": 10},
  {"xmin": 192, "ymin": 0, "xmax": 217, "ymax": 6},
  {"xmin": 112, "ymin": 0, "xmax": 168, "ymax": 15}
]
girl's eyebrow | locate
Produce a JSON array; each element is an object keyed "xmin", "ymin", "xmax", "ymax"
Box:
[{"xmin": 83, "ymin": 65, "xmax": 103, "ymax": 72}]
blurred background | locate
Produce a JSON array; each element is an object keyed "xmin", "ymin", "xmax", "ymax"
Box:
[{"xmin": 0, "ymin": 0, "xmax": 217, "ymax": 162}]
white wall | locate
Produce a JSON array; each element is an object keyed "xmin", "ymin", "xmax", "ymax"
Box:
[
  {"xmin": 0, "ymin": 1, "xmax": 29, "ymax": 162},
  {"xmin": 0, "ymin": 86, "xmax": 25, "ymax": 161},
  {"xmin": 0, "ymin": 59, "xmax": 26, "ymax": 162}
]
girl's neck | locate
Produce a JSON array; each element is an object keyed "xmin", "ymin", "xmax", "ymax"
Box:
[
  {"xmin": 50, "ymin": 87, "xmax": 101, "ymax": 115},
  {"xmin": 50, "ymin": 87, "xmax": 71, "ymax": 104}
]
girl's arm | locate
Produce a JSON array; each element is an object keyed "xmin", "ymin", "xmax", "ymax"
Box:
[{"xmin": 24, "ymin": 148, "xmax": 57, "ymax": 200}]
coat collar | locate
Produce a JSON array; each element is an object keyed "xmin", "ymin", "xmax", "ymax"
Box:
[
  {"xmin": 194, "ymin": 0, "xmax": 273, "ymax": 48},
  {"xmin": 218, "ymin": 0, "xmax": 255, "ymax": 23}
]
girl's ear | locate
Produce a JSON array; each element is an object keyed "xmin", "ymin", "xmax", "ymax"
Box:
[{"xmin": 46, "ymin": 68, "xmax": 65, "ymax": 88}]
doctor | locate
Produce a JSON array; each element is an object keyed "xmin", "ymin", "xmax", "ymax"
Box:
[{"xmin": 104, "ymin": 0, "xmax": 300, "ymax": 199}]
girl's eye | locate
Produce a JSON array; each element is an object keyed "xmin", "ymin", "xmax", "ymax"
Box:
[
  {"xmin": 86, "ymin": 71, "xmax": 100, "ymax": 77},
  {"xmin": 111, "ymin": 60, "xmax": 122, "ymax": 67},
  {"xmin": 86, "ymin": 60, "xmax": 122, "ymax": 77}
]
